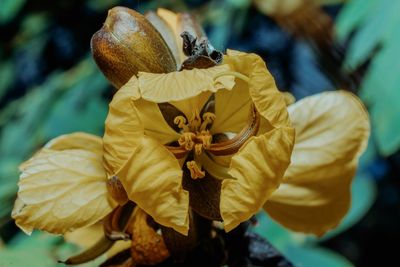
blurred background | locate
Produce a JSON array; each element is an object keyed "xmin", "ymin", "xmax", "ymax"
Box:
[{"xmin": 0, "ymin": 0, "xmax": 399, "ymax": 266}]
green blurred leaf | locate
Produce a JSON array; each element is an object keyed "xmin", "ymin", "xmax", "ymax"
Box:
[
  {"xmin": 0, "ymin": 0, "xmax": 26, "ymax": 24},
  {"xmin": 2, "ymin": 231, "xmax": 103, "ymax": 267},
  {"xmin": 0, "ymin": 61, "xmax": 14, "ymax": 101},
  {"xmin": 283, "ymin": 246, "xmax": 354, "ymax": 267},
  {"xmin": 337, "ymin": 0, "xmax": 400, "ymax": 155},
  {"xmin": 251, "ymin": 212, "xmax": 296, "ymax": 250}
]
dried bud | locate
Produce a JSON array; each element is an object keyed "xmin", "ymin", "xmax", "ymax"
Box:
[{"xmin": 91, "ymin": 6, "xmax": 177, "ymax": 88}]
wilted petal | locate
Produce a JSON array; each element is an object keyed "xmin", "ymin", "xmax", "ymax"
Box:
[
  {"xmin": 116, "ymin": 136, "xmax": 189, "ymax": 235},
  {"xmin": 219, "ymin": 51, "xmax": 295, "ymax": 232},
  {"xmin": 264, "ymin": 91, "xmax": 370, "ymax": 235},
  {"xmin": 221, "ymin": 127, "xmax": 294, "ymax": 232},
  {"xmin": 12, "ymin": 148, "xmax": 116, "ymax": 235}
]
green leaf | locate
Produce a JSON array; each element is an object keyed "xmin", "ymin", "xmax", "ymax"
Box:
[
  {"xmin": 337, "ymin": 0, "xmax": 400, "ymax": 155},
  {"xmin": 251, "ymin": 212, "xmax": 297, "ymax": 251},
  {"xmin": 0, "ymin": 0, "xmax": 26, "ymax": 24},
  {"xmin": 0, "ymin": 61, "xmax": 14, "ymax": 101}
]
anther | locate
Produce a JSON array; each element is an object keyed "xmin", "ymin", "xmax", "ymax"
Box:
[
  {"xmin": 200, "ymin": 112, "xmax": 216, "ymax": 131},
  {"xmin": 187, "ymin": 160, "xmax": 205, "ymax": 179},
  {"xmin": 174, "ymin": 116, "xmax": 190, "ymax": 132}
]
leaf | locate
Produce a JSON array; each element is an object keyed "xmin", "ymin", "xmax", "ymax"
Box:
[
  {"xmin": 3, "ymin": 231, "xmax": 103, "ymax": 267},
  {"xmin": 0, "ymin": 0, "xmax": 26, "ymax": 24},
  {"xmin": 337, "ymin": 0, "xmax": 400, "ymax": 155},
  {"xmin": 0, "ymin": 61, "xmax": 14, "ymax": 101}
]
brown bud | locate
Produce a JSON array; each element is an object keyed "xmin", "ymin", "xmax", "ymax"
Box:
[{"xmin": 91, "ymin": 6, "xmax": 177, "ymax": 88}]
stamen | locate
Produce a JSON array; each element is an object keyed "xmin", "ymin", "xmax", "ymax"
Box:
[
  {"xmin": 187, "ymin": 160, "xmax": 205, "ymax": 179},
  {"xmin": 194, "ymin": 143, "xmax": 203, "ymax": 155},
  {"xmin": 178, "ymin": 132, "xmax": 196, "ymax": 151},
  {"xmin": 197, "ymin": 131, "xmax": 212, "ymax": 149},
  {"xmin": 189, "ymin": 109, "xmax": 202, "ymax": 131},
  {"xmin": 200, "ymin": 112, "xmax": 216, "ymax": 131},
  {"xmin": 213, "ymin": 71, "xmax": 250, "ymax": 83},
  {"xmin": 174, "ymin": 116, "xmax": 190, "ymax": 132}
]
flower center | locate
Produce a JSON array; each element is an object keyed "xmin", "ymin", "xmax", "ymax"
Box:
[
  {"xmin": 164, "ymin": 71, "xmax": 260, "ymax": 180},
  {"xmin": 173, "ymin": 110, "xmax": 216, "ymax": 180},
  {"xmin": 174, "ymin": 110, "xmax": 215, "ymax": 155}
]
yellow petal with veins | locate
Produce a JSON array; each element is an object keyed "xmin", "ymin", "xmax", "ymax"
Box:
[
  {"xmin": 12, "ymin": 145, "xmax": 116, "ymax": 235},
  {"xmin": 221, "ymin": 127, "xmax": 295, "ymax": 232},
  {"xmin": 134, "ymin": 98, "xmax": 181, "ymax": 144},
  {"xmin": 116, "ymin": 136, "xmax": 189, "ymax": 235},
  {"xmin": 137, "ymin": 64, "xmax": 235, "ymax": 103},
  {"xmin": 170, "ymin": 91, "xmax": 212, "ymax": 121},
  {"xmin": 211, "ymin": 78, "xmax": 252, "ymax": 134},
  {"xmin": 217, "ymin": 50, "xmax": 295, "ymax": 232},
  {"xmin": 45, "ymin": 132, "xmax": 103, "ymax": 153},
  {"xmin": 103, "ymin": 78, "xmax": 143, "ymax": 175},
  {"xmin": 264, "ymin": 91, "xmax": 370, "ymax": 236}
]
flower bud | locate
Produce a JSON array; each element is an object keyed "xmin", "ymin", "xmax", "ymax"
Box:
[{"xmin": 91, "ymin": 6, "xmax": 177, "ymax": 88}]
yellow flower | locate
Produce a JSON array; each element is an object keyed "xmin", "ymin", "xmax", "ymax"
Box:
[
  {"xmin": 102, "ymin": 50, "xmax": 295, "ymax": 235},
  {"xmin": 11, "ymin": 8, "xmax": 369, "ymax": 250}
]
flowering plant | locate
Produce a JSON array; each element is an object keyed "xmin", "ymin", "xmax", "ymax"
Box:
[{"xmin": 12, "ymin": 6, "xmax": 369, "ymax": 266}]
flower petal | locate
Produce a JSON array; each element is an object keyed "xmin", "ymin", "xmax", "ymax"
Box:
[
  {"xmin": 103, "ymin": 78, "xmax": 144, "ymax": 174},
  {"xmin": 170, "ymin": 91, "xmax": 212, "ymax": 120},
  {"xmin": 12, "ymin": 148, "xmax": 116, "ymax": 235},
  {"xmin": 221, "ymin": 127, "xmax": 295, "ymax": 232},
  {"xmin": 137, "ymin": 64, "xmax": 235, "ymax": 103},
  {"xmin": 218, "ymin": 51, "xmax": 295, "ymax": 232},
  {"xmin": 211, "ymin": 79, "xmax": 252, "ymax": 134},
  {"xmin": 116, "ymin": 136, "xmax": 189, "ymax": 235},
  {"xmin": 134, "ymin": 98, "xmax": 181, "ymax": 144},
  {"xmin": 45, "ymin": 132, "xmax": 103, "ymax": 153},
  {"xmin": 264, "ymin": 91, "xmax": 370, "ymax": 235}
]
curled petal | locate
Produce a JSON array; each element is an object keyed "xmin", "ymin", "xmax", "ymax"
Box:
[
  {"xmin": 221, "ymin": 127, "xmax": 295, "ymax": 232},
  {"xmin": 264, "ymin": 91, "xmax": 370, "ymax": 235},
  {"xmin": 219, "ymin": 51, "xmax": 295, "ymax": 232},
  {"xmin": 12, "ymin": 148, "xmax": 116, "ymax": 235},
  {"xmin": 103, "ymin": 79, "xmax": 144, "ymax": 174},
  {"xmin": 116, "ymin": 136, "xmax": 189, "ymax": 235},
  {"xmin": 45, "ymin": 132, "xmax": 103, "ymax": 153},
  {"xmin": 137, "ymin": 64, "xmax": 235, "ymax": 103}
]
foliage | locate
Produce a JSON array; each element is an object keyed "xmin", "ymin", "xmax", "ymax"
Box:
[{"xmin": 336, "ymin": 0, "xmax": 400, "ymax": 155}]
